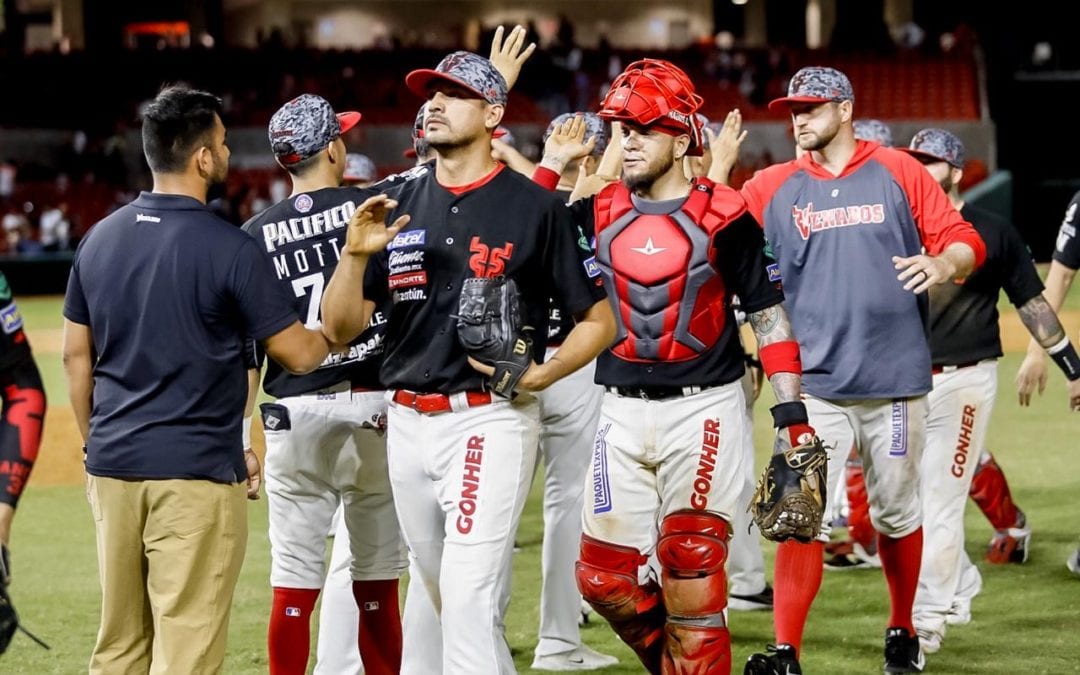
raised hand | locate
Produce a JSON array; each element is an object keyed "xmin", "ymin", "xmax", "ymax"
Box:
[
  {"xmin": 489, "ymin": 25, "xmax": 536, "ymax": 91},
  {"xmin": 539, "ymin": 114, "xmax": 598, "ymax": 175},
  {"xmin": 343, "ymin": 194, "xmax": 410, "ymax": 257},
  {"xmin": 707, "ymin": 109, "xmax": 749, "ymax": 185}
]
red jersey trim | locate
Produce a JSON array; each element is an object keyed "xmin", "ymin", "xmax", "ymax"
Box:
[{"xmin": 440, "ymin": 163, "xmax": 505, "ymax": 196}]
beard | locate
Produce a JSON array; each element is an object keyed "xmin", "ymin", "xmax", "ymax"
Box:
[
  {"xmin": 937, "ymin": 173, "xmax": 955, "ymax": 193},
  {"xmin": 623, "ymin": 152, "xmax": 676, "ymax": 192}
]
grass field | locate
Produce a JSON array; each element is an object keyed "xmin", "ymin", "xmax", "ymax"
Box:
[{"xmin": 3, "ymin": 288, "xmax": 1080, "ymax": 674}]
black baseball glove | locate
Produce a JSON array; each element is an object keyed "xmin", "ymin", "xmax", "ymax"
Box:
[
  {"xmin": 1, "ymin": 545, "xmax": 51, "ymax": 655},
  {"xmin": 455, "ymin": 276, "xmax": 534, "ymax": 398},
  {"xmin": 750, "ymin": 437, "xmax": 828, "ymax": 543}
]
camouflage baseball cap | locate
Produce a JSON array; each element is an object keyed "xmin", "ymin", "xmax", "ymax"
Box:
[
  {"xmin": 769, "ymin": 66, "xmax": 854, "ymax": 111},
  {"xmin": 343, "ymin": 153, "xmax": 377, "ymax": 182},
  {"xmin": 900, "ymin": 128, "xmax": 965, "ymax": 168},
  {"xmin": 269, "ymin": 94, "xmax": 362, "ymax": 166},
  {"xmin": 853, "ymin": 119, "xmax": 894, "ymax": 147},
  {"xmin": 542, "ymin": 112, "xmax": 609, "ymax": 156},
  {"xmin": 406, "ymin": 51, "xmax": 508, "ymax": 105}
]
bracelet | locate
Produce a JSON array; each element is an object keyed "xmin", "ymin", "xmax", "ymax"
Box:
[{"xmin": 1048, "ymin": 337, "xmax": 1080, "ymax": 381}]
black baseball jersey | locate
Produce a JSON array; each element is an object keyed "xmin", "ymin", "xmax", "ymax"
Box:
[
  {"xmin": 367, "ymin": 164, "xmax": 606, "ymax": 394},
  {"xmin": 929, "ymin": 203, "xmax": 1044, "ymax": 366},
  {"xmin": 548, "ymin": 187, "xmax": 596, "ymax": 344},
  {"xmin": 569, "ymin": 189, "xmax": 784, "ymax": 388},
  {"xmin": 242, "ymin": 186, "xmax": 388, "ymax": 398},
  {"xmin": 0, "ymin": 271, "xmax": 33, "ymax": 371},
  {"xmin": 1053, "ymin": 190, "xmax": 1080, "ymax": 271}
]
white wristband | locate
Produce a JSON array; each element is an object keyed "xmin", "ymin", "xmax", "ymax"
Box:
[{"xmin": 242, "ymin": 415, "xmax": 253, "ymax": 449}]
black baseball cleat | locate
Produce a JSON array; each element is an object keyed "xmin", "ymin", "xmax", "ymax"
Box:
[
  {"xmin": 745, "ymin": 643, "xmax": 801, "ymax": 674},
  {"xmin": 884, "ymin": 627, "xmax": 926, "ymax": 673},
  {"xmin": 729, "ymin": 583, "xmax": 774, "ymax": 611}
]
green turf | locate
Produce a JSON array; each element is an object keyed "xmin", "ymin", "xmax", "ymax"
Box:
[{"xmin": 4, "ymin": 298, "xmax": 1080, "ymax": 673}]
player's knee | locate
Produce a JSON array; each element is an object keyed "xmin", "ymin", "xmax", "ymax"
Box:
[
  {"xmin": 868, "ymin": 499, "xmax": 921, "ymax": 537},
  {"xmin": 656, "ymin": 510, "xmax": 729, "ymax": 616},
  {"xmin": 575, "ymin": 534, "xmax": 658, "ymax": 621}
]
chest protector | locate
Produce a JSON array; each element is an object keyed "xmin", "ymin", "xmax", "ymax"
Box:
[{"xmin": 594, "ymin": 178, "xmax": 744, "ymax": 363}]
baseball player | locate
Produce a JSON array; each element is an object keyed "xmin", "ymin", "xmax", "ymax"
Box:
[
  {"xmin": 242, "ymin": 94, "xmax": 407, "ymax": 675},
  {"xmin": 1016, "ymin": 187, "xmax": 1080, "ymax": 574},
  {"xmin": 320, "ymin": 49, "xmax": 615, "ymax": 675},
  {"xmin": 344, "ymin": 153, "xmax": 378, "ymax": 187},
  {"xmin": 894, "ymin": 128, "xmax": 1080, "ymax": 652},
  {"xmin": 534, "ymin": 60, "xmax": 815, "ymax": 675},
  {"xmin": 0, "ymin": 270, "xmax": 46, "ymax": 646},
  {"xmin": 854, "ymin": 118, "xmax": 895, "ymax": 147},
  {"xmin": 522, "ymin": 111, "xmax": 619, "ymax": 671},
  {"xmin": 736, "ymin": 66, "xmax": 987, "ymax": 674}
]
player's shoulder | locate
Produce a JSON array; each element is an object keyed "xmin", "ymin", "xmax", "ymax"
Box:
[
  {"xmin": 742, "ymin": 160, "xmax": 802, "ymax": 194},
  {"xmin": 373, "ymin": 163, "xmax": 434, "ymax": 197}
]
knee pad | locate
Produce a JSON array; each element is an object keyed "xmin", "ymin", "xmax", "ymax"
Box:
[
  {"xmin": 656, "ymin": 510, "xmax": 729, "ymax": 617},
  {"xmin": 576, "ymin": 535, "xmax": 664, "ymax": 673}
]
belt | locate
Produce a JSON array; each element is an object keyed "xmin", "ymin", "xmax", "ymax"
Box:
[
  {"xmin": 290, "ymin": 382, "xmax": 379, "ymax": 403},
  {"xmin": 931, "ymin": 360, "xmax": 983, "ymax": 375},
  {"xmin": 391, "ymin": 389, "xmax": 493, "ymax": 414},
  {"xmin": 606, "ymin": 385, "xmax": 710, "ymax": 401}
]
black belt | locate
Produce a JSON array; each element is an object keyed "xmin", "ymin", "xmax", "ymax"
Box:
[{"xmin": 606, "ymin": 384, "xmax": 711, "ymax": 401}]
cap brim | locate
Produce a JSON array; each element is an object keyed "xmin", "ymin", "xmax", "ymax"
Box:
[
  {"xmin": 767, "ymin": 96, "xmax": 834, "ymax": 112},
  {"xmin": 336, "ymin": 111, "xmax": 362, "ymax": 134},
  {"xmin": 405, "ymin": 69, "xmax": 488, "ymax": 102}
]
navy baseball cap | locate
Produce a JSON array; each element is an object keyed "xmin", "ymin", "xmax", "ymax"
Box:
[
  {"xmin": 269, "ymin": 94, "xmax": 362, "ymax": 166},
  {"xmin": 542, "ymin": 113, "xmax": 609, "ymax": 156},
  {"xmin": 344, "ymin": 153, "xmax": 377, "ymax": 182},
  {"xmin": 406, "ymin": 51, "xmax": 509, "ymax": 105},
  {"xmin": 853, "ymin": 119, "xmax": 894, "ymax": 147},
  {"xmin": 900, "ymin": 128, "xmax": 965, "ymax": 168},
  {"xmin": 769, "ymin": 66, "xmax": 854, "ymax": 111}
]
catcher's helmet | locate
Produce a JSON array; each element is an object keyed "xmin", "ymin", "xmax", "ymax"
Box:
[{"xmin": 599, "ymin": 59, "xmax": 705, "ymax": 156}]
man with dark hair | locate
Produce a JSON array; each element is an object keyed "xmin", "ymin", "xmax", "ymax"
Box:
[{"xmin": 62, "ymin": 85, "xmax": 336, "ymax": 674}]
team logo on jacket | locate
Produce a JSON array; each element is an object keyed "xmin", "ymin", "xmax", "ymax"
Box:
[
  {"xmin": 790, "ymin": 201, "xmax": 885, "ymax": 240},
  {"xmin": 293, "ymin": 194, "xmax": 313, "ymax": 213},
  {"xmin": 468, "ymin": 236, "xmax": 514, "ymax": 278}
]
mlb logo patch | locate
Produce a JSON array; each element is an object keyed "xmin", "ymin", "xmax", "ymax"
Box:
[
  {"xmin": 285, "ymin": 607, "xmax": 301, "ymax": 617},
  {"xmin": 387, "ymin": 229, "xmax": 426, "ymax": 250},
  {"xmin": 767, "ymin": 263, "xmax": 782, "ymax": 283},
  {"xmin": 364, "ymin": 601, "xmax": 380, "ymax": 611}
]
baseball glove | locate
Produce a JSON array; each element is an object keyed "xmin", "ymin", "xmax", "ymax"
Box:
[
  {"xmin": 455, "ymin": 276, "xmax": 533, "ymax": 398},
  {"xmin": 749, "ymin": 436, "xmax": 828, "ymax": 543}
]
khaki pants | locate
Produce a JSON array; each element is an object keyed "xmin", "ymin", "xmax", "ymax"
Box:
[{"xmin": 86, "ymin": 475, "xmax": 248, "ymax": 675}]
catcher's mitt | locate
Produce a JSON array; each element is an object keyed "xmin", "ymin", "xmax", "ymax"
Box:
[
  {"xmin": 749, "ymin": 437, "xmax": 828, "ymax": 543},
  {"xmin": 0, "ymin": 546, "xmax": 51, "ymax": 655},
  {"xmin": 455, "ymin": 276, "xmax": 533, "ymax": 398}
]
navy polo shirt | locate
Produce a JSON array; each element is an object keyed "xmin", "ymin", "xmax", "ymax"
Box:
[{"xmin": 63, "ymin": 192, "xmax": 298, "ymax": 483}]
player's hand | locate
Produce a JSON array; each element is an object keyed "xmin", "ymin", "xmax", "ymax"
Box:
[
  {"xmin": 539, "ymin": 114, "xmax": 598, "ymax": 175},
  {"xmin": 467, "ymin": 357, "xmax": 552, "ymax": 392},
  {"xmin": 707, "ymin": 109, "xmax": 748, "ymax": 185},
  {"xmin": 244, "ymin": 449, "xmax": 262, "ymax": 500},
  {"xmin": 343, "ymin": 195, "xmax": 410, "ymax": 257},
  {"xmin": 1067, "ymin": 378, "xmax": 1080, "ymax": 411},
  {"xmin": 569, "ymin": 121, "xmax": 622, "ymax": 203},
  {"xmin": 749, "ymin": 359, "xmax": 765, "ymax": 403},
  {"xmin": 488, "ymin": 25, "xmax": 536, "ymax": 91},
  {"xmin": 1015, "ymin": 350, "xmax": 1048, "ymax": 406},
  {"xmin": 893, "ymin": 253, "xmax": 956, "ymax": 293}
]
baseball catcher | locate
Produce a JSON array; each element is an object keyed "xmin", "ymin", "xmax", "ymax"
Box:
[
  {"xmin": 750, "ymin": 402, "xmax": 829, "ymax": 543},
  {"xmin": 456, "ymin": 276, "xmax": 534, "ymax": 398}
]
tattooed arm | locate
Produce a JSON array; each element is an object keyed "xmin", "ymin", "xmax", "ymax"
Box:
[
  {"xmin": 1016, "ymin": 293, "xmax": 1067, "ymax": 349},
  {"xmin": 748, "ymin": 304, "xmax": 802, "ymax": 404}
]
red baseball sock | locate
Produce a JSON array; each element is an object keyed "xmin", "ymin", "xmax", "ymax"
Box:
[
  {"xmin": 268, "ymin": 587, "xmax": 320, "ymax": 675},
  {"xmin": 773, "ymin": 540, "xmax": 824, "ymax": 655},
  {"xmin": 969, "ymin": 453, "xmax": 1022, "ymax": 530},
  {"xmin": 353, "ymin": 579, "xmax": 403, "ymax": 675},
  {"xmin": 877, "ymin": 528, "xmax": 922, "ymax": 634}
]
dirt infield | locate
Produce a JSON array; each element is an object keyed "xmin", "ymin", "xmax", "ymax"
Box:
[{"xmin": 24, "ymin": 310, "xmax": 1079, "ymax": 487}]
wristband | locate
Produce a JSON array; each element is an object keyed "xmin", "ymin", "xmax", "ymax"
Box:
[
  {"xmin": 531, "ymin": 165, "xmax": 561, "ymax": 191},
  {"xmin": 770, "ymin": 401, "xmax": 809, "ymax": 429},
  {"xmin": 242, "ymin": 415, "xmax": 253, "ymax": 449},
  {"xmin": 1048, "ymin": 337, "xmax": 1080, "ymax": 381},
  {"xmin": 759, "ymin": 341, "xmax": 802, "ymax": 379}
]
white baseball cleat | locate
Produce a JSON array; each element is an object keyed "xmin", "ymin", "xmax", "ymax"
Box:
[
  {"xmin": 578, "ymin": 598, "xmax": 592, "ymax": 626},
  {"xmin": 531, "ymin": 645, "xmax": 619, "ymax": 671},
  {"xmin": 945, "ymin": 597, "xmax": 972, "ymax": 626},
  {"xmin": 1067, "ymin": 546, "xmax": 1080, "ymax": 576},
  {"xmin": 915, "ymin": 626, "xmax": 943, "ymax": 655}
]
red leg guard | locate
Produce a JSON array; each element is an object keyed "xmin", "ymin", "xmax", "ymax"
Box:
[
  {"xmin": 576, "ymin": 535, "xmax": 665, "ymax": 674},
  {"xmin": 845, "ymin": 450, "xmax": 877, "ymax": 552},
  {"xmin": 657, "ymin": 511, "xmax": 731, "ymax": 675},
  {"xmin": 969, "ymin": 451, "xmax": 1022, "ymax": 530}
]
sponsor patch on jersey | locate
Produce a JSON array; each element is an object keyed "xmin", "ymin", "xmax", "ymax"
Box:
[
  {"xmin": 889, "ymin": 400, "xmax": 908, "ymax": 457},
  {"xmin": 293, "ymin": 194, "xmax": 314, "ymax": 213},
  {"xmin": 135, "ymin": 213, "xmax": 161, "ymax": 223},
  {"xmin": 1, "ymin": 302, "xmax": 23, "ymax": 335},
  {"xmin": 387, "ymin": 229, "xmax": 426, "ymax": 250},
  {"xmin": 388, "ymin": 271, "xmax": 428, "ymax": 289},
  {"xmin": 583, "ymin": 256, "xmax": 601, "ymax": 278},
  {"xmin": 393, "ymin": 287, "xmax": 428, "ymax": 302},
  {"xmin": 767, "ymin": 263, "xmax": 782, "ymax": 282},
  {"xmin": 591, "ymin": 423, "xmax": 613, "ymax": 514}
]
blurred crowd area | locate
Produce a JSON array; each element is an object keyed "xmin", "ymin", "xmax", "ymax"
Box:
[{"xmin": 0, "ymin": 17, "xmax": 981, "ymax": 257}]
